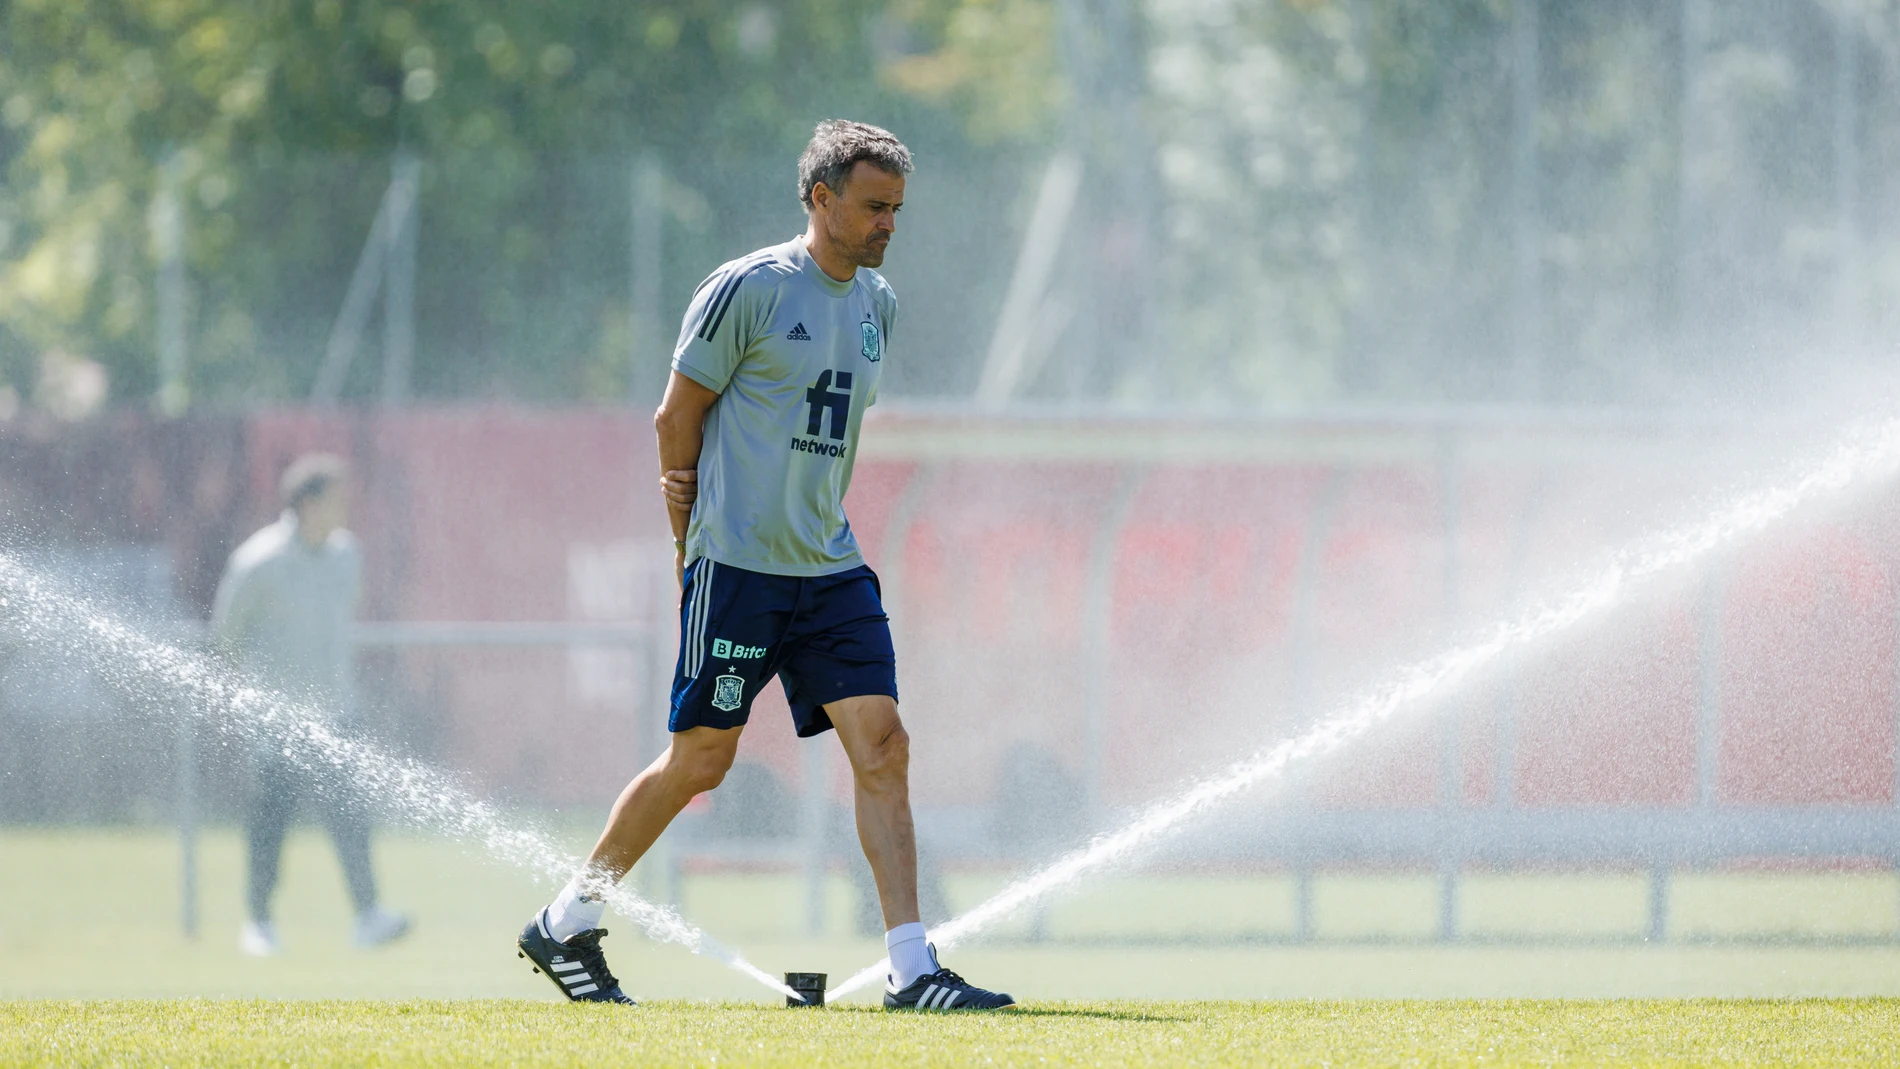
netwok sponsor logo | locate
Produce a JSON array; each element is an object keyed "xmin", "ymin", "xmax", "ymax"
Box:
[{"xmin": 790, "ymin": 437, "xmax": 848, "ymax": 458}]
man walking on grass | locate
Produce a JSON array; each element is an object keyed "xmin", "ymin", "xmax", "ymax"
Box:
[
  {"xmin": 516, "ymin": 120, "xmax": 1013, "ymax": 1010},
  {"xmin": 213, "ymin": 453, "xmax": 411, "ymax": 956}
]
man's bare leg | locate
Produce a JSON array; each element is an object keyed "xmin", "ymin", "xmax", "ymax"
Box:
[
  {"xmin": 538, "ymin": 725, "xmax": 742, "ymax": 943},
  {"xmin": 587, "ymin": 724, "xmax": 742, "ymax": 880},
  {"xmin": 822, "ymin": 693, "xmax": 1013, "ymax": 1008},
  {"xmin": 824, "ymin": 694, "xmax": 920, "ymax": 929}
]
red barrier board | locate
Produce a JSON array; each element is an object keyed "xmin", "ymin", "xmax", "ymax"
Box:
[{"xmin": 206, "ymin": 408, "xmax": 1900, "ymax": 817}]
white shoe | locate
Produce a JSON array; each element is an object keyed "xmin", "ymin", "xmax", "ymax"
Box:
[
  {"xmin": 354, "ymin": 906, "xmax": 412, "ymax": 949},
  {"xmin": 240, "ymin": 920, "xmax": 280, "ymax": 957}
]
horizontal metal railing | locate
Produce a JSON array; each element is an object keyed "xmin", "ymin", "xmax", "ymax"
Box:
[
  {"xmin": 351, "ymin": 620, "xmax": 651, "ymax": 647},
  {"xmin": 170, "ymin": 619, "xmax": 660, "ymax": 938}
]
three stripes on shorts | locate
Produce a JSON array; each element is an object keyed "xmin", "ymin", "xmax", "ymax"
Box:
[{"xmin": 684, "ymin": 560, "xmax": 718, "ymax": 678}]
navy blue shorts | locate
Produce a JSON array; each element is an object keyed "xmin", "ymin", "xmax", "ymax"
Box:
[{"xmin": 670, "ymin": 559, "xmax": 897, "ymax": 737}]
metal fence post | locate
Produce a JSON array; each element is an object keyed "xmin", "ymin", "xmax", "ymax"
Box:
[
  {"xmin": 1889, "ymin": 513, "xmax": 1900, "ymax": 940},
  {"xmin": 380, "ymin": 151, "xmax": 420, "ymax": 406},
  {"xmin": 152, "ymin": 149, "xmax": 189, "ymax": 417},
  {"xmin": 1510, "ymin": 0, "xmax": 1545, "ymax": 401},
  {"xmin": 1287, "ymin": 469, "xmax": 1344, "ymax": 942},
  {"xmin": 1080, "ymin": 469, "xmax": 1145, "ymax": 816},
  {"xmin": 1437, "ymin": 430, "xmax": 1463, "ymax": 943},
  {"xmin": 1495, "ymin": 471, "xmax": 1550, "ymax": 811},
  {"xmin": 1832, "ymin": 0, "xmax": 1864, "ymax": 356},
  {"xmin": 174, "ymin": 712, "xmax": 198, "ymax": 939},
  {"xmin": 1669, "ymin": 556, "xmax": 1728, "ymax": 944},
  {"xmin": 639, "ymin": 611, "xmax": 671, "ymax": 906},
  {"xmin": 1295, "ymin": 868, "xmax": 1316, "ymax": 944},
  {"xmin": 1696, "ymin": 564, "xmax": 1725, "ymax": 807},
  {"xmin": 631, "ymin": 152, "xmax": 665, "ymax": 404},
  {"xmin": 1648, "ymin": 865, "xmax": 1669, "ymax": 942},
  {"xmin": 801, "ymin": 741, "xmax": 829, "ymax": 937},
  {"xmin": 1677, "ymin": 0, "xmax": 1709, "ymax": 364},
  {"xmin": 649, "ymin": 623, "xmax": 679, "ymax": 908},
  {"xmin": 874, "ymin": 463, "xmax": 938, "ymax": 680}
]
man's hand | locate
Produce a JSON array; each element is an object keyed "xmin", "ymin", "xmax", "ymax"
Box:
[
  {"xmin": 661, "ymin": 469, "xmax": 697, "ymax": 514},
  {"xmin": 664, "ymin": 469, "xmax": 695, "ymax": 590}
]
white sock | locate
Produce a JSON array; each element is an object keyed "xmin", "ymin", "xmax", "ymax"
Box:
[
  {"xmin": 886, "ymin": 921, "xmax": 936, "ymax": 989},
  {"xmin": 544, "ymin": 874, "xmax": 608, "ymax": 943}
]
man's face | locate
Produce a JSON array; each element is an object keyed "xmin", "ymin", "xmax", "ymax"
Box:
[
  {"xmin": 298, "ymin": 481, "xmax": 350, "ymax": 542},
  {"xmin": 816, "ymin": 161, "xmax": 905, "ymax": 268}
]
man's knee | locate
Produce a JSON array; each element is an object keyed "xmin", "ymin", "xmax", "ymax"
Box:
[
  {"xmin": 858, "ymin": 717, "xmax": 910, "ymax": 784},
  {"xmin": 667, "ymin": 733, "xmax": 739, "ymax": 795},
  {"xmin": 680, "ymin": 761, "xmax": 730, "ymax": 796}
]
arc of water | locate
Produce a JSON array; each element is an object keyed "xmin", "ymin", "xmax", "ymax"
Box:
[
  {"xmin": 828, "ymin": 417, "xmax": 1900, "ymax": 1001},
  {"xmin": 0, "ymin": 557, "xmax": 802, "ymax": 1003}
]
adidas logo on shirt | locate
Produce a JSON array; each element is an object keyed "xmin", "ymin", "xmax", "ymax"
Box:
[{"xmin": 785, "ymin": 322, "xmax": 812, "ymax": 341}]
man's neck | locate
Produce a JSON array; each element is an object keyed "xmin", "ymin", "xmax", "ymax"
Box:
[
  {"xmin": 802, "ymin": 229, "xmax": 856, "ymax": 283},
  {"xmin": 291, "ymin": 513, "xmax": 331, "ymax": 550}
]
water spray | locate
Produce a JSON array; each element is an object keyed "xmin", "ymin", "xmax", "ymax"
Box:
[
  {"xmin": 0, "ymin": 555, "xmax": 803, "ymax": 1004},
  {"xmin": 826, "ymin": 417, "xmax": 1900, "ymax": 1002}
]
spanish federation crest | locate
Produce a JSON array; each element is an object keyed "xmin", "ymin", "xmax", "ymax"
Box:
[
  {"xmin": 860, "ymin": 320, "xmax": 881, "ymax": 362},
  {"xmin": 711, "ymin": 674, "xmax": 745, "ymax": 712}
]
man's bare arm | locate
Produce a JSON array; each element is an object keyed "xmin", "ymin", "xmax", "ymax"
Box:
[{"xmin": 654, "ymin": 370, "xmax": 721, "ymax": 581}]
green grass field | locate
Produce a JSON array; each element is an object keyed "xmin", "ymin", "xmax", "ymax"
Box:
[
  {"xmin": 8, "ymin": 828, "xmax": 1900, "ymax": 1065},
  {"xmin": 7, "ymin": 828, "xmax": 1900, "ymax": 1003},
  {"xmin": 11, "ymin": 827, "xmax": 1900, "ymax": 1002},
  {"xmin": 7, "ymin": 999, "xmax": 1900, "ymax": 1067}
]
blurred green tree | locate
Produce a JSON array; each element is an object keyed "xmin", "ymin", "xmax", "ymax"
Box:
[
  {"xmin": 0, "ymin": 0, "xmax": 1061, "ymax": 410},
  {"xmin": 2, "ymin": 0, "xmax": 1888, "ymax": 412}
]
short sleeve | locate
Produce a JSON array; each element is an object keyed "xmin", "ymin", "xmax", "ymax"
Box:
[
  {"xmin": 209, "ymin": 553, "xmax": 263, "ymax": 653},
  {"xmin": 672, "ymin": 262, "xmax": 764, "ymax": 393}
]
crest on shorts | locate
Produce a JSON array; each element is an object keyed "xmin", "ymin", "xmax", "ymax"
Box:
[
  {"xmin": 711, "ymin": 674, "xmax": 745, "ymax": 712},
  {"xmin": 860, "ymin": 320, "xmax": 881, "ymax": 362}
]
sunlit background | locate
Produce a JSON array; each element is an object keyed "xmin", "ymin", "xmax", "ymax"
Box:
[{"xmin": 5, "ymin": 0, "xmax": 1900, "ymax": 1003}]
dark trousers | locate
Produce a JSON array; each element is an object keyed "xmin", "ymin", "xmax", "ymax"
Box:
[{"xmin": 247, "ymin": 752, "xmax": 377, "ymax": 923}]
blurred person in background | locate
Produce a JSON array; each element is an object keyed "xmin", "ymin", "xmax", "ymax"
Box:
[
  {"xmin": 516, "ymin": 119, "xmax": 1013, "ymax": 1011},
  {"xmin": 211, "ymin": 453, "xmax": 410, "ymax": 956}
]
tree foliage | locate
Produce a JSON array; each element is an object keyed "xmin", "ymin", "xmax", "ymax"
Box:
[
  {"xmin": 0, "ymin": 0, "xmax": 1060, "ymax": 409},
  {"xmin": 1144, "ymin": 0, "xmax": 1899, "ymax": 408},
  {"xmin": 2, "ymin": 0, "xmax": 1894, "ymax": 413}
]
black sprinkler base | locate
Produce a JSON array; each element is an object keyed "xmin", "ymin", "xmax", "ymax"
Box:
[{"xmin": 785, "ymin": 972, "xmax": 826, "ymax": 1007}]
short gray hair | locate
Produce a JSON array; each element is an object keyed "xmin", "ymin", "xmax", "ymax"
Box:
[{"xmin": 797, "ymin": 120, "xmax": 913, "ymax": 211}]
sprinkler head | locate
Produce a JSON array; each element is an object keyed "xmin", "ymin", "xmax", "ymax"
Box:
[{"xmin": 784, "ymin": 972, "xmax": 826, "ymax": 1007}]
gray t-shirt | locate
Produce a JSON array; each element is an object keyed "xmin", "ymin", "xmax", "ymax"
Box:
[
  {"xmin": 210, "ymin": 511, "xmax": 361, "ymax": 719},
  {"xmin": 672, "ymin": 237, "xmax": 894, "ymax": 577}
]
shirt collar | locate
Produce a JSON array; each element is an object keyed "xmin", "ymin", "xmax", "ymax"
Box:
[
  {"xmin": 789, "ymin": 237, "xmax": 857, "ymax": 298},
  {"xmin": 281, "ymin": 509, "xmax": 325, "ymax": 555}
]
